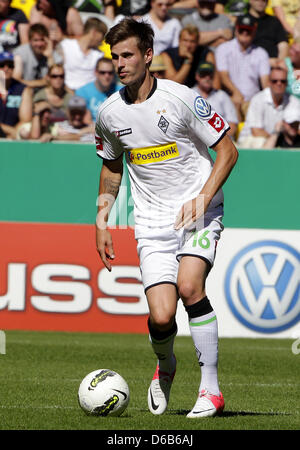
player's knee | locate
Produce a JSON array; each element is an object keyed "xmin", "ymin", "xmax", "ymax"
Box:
[
  {"xmin": 178, "ymin": 281, "xmax": 204, "ymax": 304},
  {"xmin": 150, "ymin": 312, "xmax": 175, "ymax": 332}
]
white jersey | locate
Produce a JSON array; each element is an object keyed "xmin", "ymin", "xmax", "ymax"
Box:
[{"xmin": 95, "ymin": 78, "xmax": 228, "ymax": 237}]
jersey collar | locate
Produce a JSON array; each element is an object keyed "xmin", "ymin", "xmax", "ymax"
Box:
[{"xmin": 124, "ymin": 76, "xmax": 157, "ymax": 104}]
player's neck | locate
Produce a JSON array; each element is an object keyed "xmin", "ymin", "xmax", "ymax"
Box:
[{"xmin": 125, "ymin": 73, "xmax": 156, "ymax": 104}]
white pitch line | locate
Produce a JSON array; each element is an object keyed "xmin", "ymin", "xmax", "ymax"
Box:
[{"xmin": 223, "ymin": 382, "xmax": 300, "ymax": 387}]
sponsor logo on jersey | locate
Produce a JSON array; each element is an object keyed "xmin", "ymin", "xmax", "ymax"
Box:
[
  {"xmin": 114, "ymin": 128, "xmax": 132, "ymax": 137},
  {"xmin": 194, "ymin": 96, "xmax": 211, "ymax": 119},
  {"xmin": 128, "ymin": 142, "xmax": 179, "ymax": 165},
  {"xmin": 208, "ymin": 113, "xmax": 225, "ymax": 132},
  {"xmin": 158, "ymin": 115, "xmax": 169, "ymax": 133}
]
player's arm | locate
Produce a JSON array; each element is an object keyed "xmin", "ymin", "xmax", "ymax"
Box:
[
  {"xmin": 200, "ymin": 134, "xmax": 238, "ymax": 207},
  {"xmin": 175, "ymin": 134, "xmax": 238, "ymax": 229},
  {"xmin": 96, "ymin": 157, "xmax": 123, "ymax": 271}
]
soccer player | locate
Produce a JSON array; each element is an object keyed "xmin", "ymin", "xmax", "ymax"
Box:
[{"xmin": 95, "ymin": 18, "xmax": 238, "ymax": 418}]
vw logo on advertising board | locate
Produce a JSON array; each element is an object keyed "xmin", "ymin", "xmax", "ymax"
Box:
[{"xmin": 225, "ymin": 241, "xmax": 300, "ymax": 333}]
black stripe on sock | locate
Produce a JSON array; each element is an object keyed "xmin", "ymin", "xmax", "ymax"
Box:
[
  {"xmin": 147, "ymin": 317, "xmax": 177, "ymax": 341},
  {"xmin": 184, "ymin": 296, "xmax": 213, "ymax": 319}
]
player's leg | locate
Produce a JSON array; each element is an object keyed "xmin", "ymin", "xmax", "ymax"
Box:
[
  {"xmin": 146, "ymin": 283, "xmax": 178, "ymax": 415},
  {"xmin": 137, "ymin": 232, "xmax": 179, "ymax": 415},
  {"xmin": 176, "ymin": 216, "xmax": 224, "ymax": 418},
  {"xmin": 177, "ymin": 257, "xmax": 224, "ymax": 417}
]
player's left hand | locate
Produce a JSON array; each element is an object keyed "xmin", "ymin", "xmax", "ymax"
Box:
[{"xmin": 174, "ymin": 195, "xmax": 206, "ymax": 230}]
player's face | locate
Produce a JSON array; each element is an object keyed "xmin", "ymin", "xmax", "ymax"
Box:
[{"xmin": 110, "ymin": 37, "xmax": 152, "ymax": 86}]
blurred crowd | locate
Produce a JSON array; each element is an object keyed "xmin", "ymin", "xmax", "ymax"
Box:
[{"xmin": 0, "ymin": 0, "xmax": 299, "ymax": 147}]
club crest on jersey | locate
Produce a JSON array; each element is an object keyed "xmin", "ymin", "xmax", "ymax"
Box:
[
  {"xmin": 158, "ymin": 115, "xmax": 169, "ymax": 133},
  {"xmin": 194, "ymin": 96, "xmax": 211, "ymax": 119}
]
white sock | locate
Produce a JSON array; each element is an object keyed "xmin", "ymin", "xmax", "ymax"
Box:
[
  {"xmin": 189, "ymin": 311, "xmax": 220, "ymax": 395},
  {"xmin": 185, "ymin": 298, "xmax": 220, "ymax": 396}
]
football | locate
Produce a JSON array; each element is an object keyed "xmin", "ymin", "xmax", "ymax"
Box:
[{"xmin": 78, "ymin": 369, "xmax": 130, "ymax": 417}]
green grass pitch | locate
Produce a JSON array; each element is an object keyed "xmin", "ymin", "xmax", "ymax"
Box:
[{"xmin": 0, "ymin": 330, "xmax": 299, "ymax": 431}]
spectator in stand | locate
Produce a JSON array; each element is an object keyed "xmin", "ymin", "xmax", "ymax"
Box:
[
  {"xmin": 0, "ymin": 51, "xmax": 32, "ymax": 138},
  {"xmin": 216, "ymin": 14, "xmax": 270, "ymax": 121},
  {"xmin": 142, "ymin": 0, "xmax": 182, "ymax": 55},
  {"xmin": 73, "ymin": 0, "xmax": 117, "ymax": 24},
  {"xmin": 215, "ymin": 0, "xmax": 249, "ymax": 17},
  {"xmin": 54, "ymin": 96, "xmax": 94, "ymax": 142},
  {"xmin": 0, "ymin": 0, "xmax": 29, "ymax": 52},
  {"xmin": 17, "ymin": 99, "xmax": 59, "ymax": 141},
  {"xmin": 30, "ymin": 0, "xmax": 84, "ymax": 42},
  {"xmin": 13, "ymin": 23, "xmax": 60, "ymax": 90},
  {"xmin": 248, "ymin": 0, "xmax": 289, "ymax": 65},
  {"xmin": 161, "ymin": 24, "xmax": 220, "ymax": 88},
  {"xmin": 283, "ymin": 39, "xmax": 300, "ymax": 100},
  {"xmin": 33, "ymin": 63, "xmax": 74, "ymax": 123},
  {"xmin": 238, "ymin": 66, "xmax": 300, "ymax": 148},
  {"xmin": 263, "ymin": 107, "xmax": 300, "ymax": 148},
  {"xmin": 116, "ymin": 0, "xmax": 150, "ymax": 17},
  {"xmin": 149, "ymin": 54, "xmax": 167, "ymax": 78},
  {"xmin": 75, "ymin": 57, "xmax": 121, "ymax": 122},
  {"xmin": 193, "ymin": 61, "xmax": 238, "ymax": 138},
  {"xmin": 271, "ymin": 0, "xmax": 300, "ymax": 38},
  {"xmin": 181, "ymin": 0, "xmax": 233, "ymax": 50},
  {"xmin": 58, "ymin": 17, "xmax": 107, "ymax": 91}
]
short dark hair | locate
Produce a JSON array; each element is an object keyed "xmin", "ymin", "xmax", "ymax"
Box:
[
  {"xmin": 29, "ymin": 23, "xmax": 49, "ymax": 39},
  {"xmin": 105, "ymin": 18, "xmax": 154, "ymax": 54}
]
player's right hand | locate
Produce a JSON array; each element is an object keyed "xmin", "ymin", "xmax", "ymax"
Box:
[{"xmin": 96, "ymin": 228, "xmax": 115, "ymax": 272}]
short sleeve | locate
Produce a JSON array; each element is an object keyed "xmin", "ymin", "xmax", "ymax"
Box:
[
  {"xmin": 180, "ymin": 87, "xmax": 230, "ymax": 148},
  {"xmin": 95, "ymin": 116, "xmax": 123, "ymax": 161}
]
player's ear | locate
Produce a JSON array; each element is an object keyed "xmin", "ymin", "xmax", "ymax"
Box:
[{"xmin": 144, "ymin": 48, "xmax": 153, "ymax": 66}]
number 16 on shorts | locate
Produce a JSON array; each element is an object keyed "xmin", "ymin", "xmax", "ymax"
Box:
[{"xmin": 192, "ymin": 230, "xmax": 210, "ymax": 249}]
